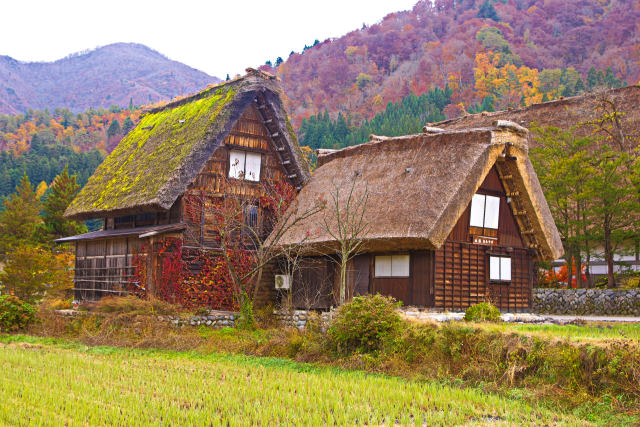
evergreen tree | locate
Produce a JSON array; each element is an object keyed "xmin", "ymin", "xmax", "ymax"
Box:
[
  {"xmin": 0, "ymin": 174, "xmax": 42, "ymax": 258},
  {"xmin": 275, "ymin": 57, "xmax": 284, "ymax": 67},
  {"xmin": 574, "ymin": 77, "xmax": 585, "ymax": 94},
  {"xmin": 122, "ymin": 117, "xmax": 134, "ymax": 134},
  {"xmin": 128, "ymin": 98, "xmax": 134, "ymax": 112},
  {"xmin": 226, "ymin": 74, "xmax": 230, "ymax": 81},
  {"xmin": 37, "ymin": 166, "xmax": 87, "ymax": 244},
  {"xmin": 586, "ymin": 66, "xmax": 598, "ymax": 90},
  {"xmin": 107, "ymin": 119, "xmax": 121, "ymax": 138},
  {"xmin": 477, "ymin": 0, "xmax": 500, "ymax": 20}
]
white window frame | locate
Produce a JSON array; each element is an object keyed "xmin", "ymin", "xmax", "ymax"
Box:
[
  {"xmin": 374, "ymin": 254, "xmax": 410, "ymax": 278},
  {"xmin": 470, "ymin": 193, "xmax": 500, "ymax": 230},
  {"xmin": 489, "ymin": 256, "xmax": 511, "ymax": 282},
  {"xmin": 228, "ymin": 149, "xmax": 262, "ymax": 182}
]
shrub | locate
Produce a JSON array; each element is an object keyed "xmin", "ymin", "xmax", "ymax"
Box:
[
  {"xmin": 0, "ymin": 295, "xmax": 36, "ymax": 332},
  {"xmin": 327, "ymin": 294, "xmax": 402, "ymax": 354},
  {"xmin": 464, "ymin": 302, "xmax": 501, "ymax": 322}
]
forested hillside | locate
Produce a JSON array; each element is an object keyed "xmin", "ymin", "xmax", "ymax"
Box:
[
  {"xmin": 264, "ymin": 0, "xmax": 638, "ymax": 129},
  {"xmin": 0, "ymin": 43, "xmax": 219, "ymax": 114}
]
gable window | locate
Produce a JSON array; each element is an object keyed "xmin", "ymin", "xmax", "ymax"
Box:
[
  {"xmin": 374, "ymin": 254, "xmax": 410, "ymax": 277},
  {"xmin": 489, "ymin": 256, "xmax": 511, "ymax": 282},
  {"xmin": 229, "ymin": 150, "xmax": 261, "ymax": 182},
  {"xmin": 470, "ymin": 193, "xmax": 500, "ymax": 232}
]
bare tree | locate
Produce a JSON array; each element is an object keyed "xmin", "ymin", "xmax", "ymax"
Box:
[
  {"xmin": 320, "ymin": 175, "xmax": 370, "ymax": 305},
  {"xmin": 186, "ymin": 178, "xmax": 324, "ymax": 317}
]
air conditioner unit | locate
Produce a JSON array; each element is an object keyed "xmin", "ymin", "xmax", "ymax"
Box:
[{"xmin": 274, "ymin": 274, "xmax": 291, "ymax": 290}]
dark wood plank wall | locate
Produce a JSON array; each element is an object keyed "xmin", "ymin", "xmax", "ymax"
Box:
[
  {"xmin": 433, "ymin": 166, "xmax": 532, "ymax": 311},
  {"xmin": 74, "ymin": 238, "xmax": 145, "ymax": 301},
  {"xmin": 182, "ymin": 104, "xmax": 289, "ymax": 248}
]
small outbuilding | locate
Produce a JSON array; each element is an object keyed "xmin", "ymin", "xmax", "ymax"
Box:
[{"xmin": 275, "ymin": 121, "xmax": 563, "ymax": 312}]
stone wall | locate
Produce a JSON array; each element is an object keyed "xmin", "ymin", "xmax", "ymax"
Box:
[
  {"xmin": 274, "ymin": 310, "xmax": 334, "ymax": 329},
  {"xmin": 157, "ymin": 311, "xmax": 239, "ymax": 328},
  {"xmin": 533, "ymin": 289, "xmax": 640, "ymax": 315}
]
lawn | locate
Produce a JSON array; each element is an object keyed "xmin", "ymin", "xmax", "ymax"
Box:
[
  {"xmin": 0, "ymin": 335, "xmax": 589, "ymax": 426},
  {"xmin": 470, "ymin": 321, "xmax": 640, "ymax": 343}
]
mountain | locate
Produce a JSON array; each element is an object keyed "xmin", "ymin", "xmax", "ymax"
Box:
[
  {"xmin": 264, "ymin": 0, "xmax": 640, "ymax": 127},
  {"xmin": 0, "ymin": 43, "xmax": 220, "ymax": 114}
]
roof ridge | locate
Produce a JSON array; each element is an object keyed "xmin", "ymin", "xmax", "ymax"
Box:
[
  {"xmin": 142, "ymin": 68, "xmax": 278, "ymax": 115},
  {"xmin": 433, "ymin": 85, "xmax": 640, "ymax": 127}
]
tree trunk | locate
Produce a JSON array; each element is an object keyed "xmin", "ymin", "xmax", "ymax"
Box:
[
  {"xmin": 574, "ymin": 250, "xmax": 583, "ymax": 288},
  {"xmin": 566, "ymin": 255, "xmax": 574, "ymax": 289},
  {"xmin": 339, "ymin": 251, "xmax": 347, "ymax": 305},
  {"xmin": 604, "ymin": 224, "xmax": 615, "ymax": 288}
]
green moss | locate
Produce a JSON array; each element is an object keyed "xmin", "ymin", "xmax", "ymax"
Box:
[{"xmin": 68, "ymin": 84, "xmax": 237, "ymax": 213}]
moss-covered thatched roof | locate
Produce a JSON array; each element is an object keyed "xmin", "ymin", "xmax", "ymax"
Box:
[
  {"xmin": 275, "ymin": 123, "xmax": 563, "ymax": 262},
  {"xmin": 66, "ymin": 69, "xmax": 310, "ymax": 220}
]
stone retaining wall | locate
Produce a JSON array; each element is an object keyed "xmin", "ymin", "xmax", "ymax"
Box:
[
  {"xmin": 157, "ymin": 311, "xmax": 239, "ymax": 328},
  {"xmin": 274, "ymin": 310, "xmax": 334, "ymax": 329},
  {"xmin": 533, "ymin": 289, "xmax": 640, "ymax": 315}
]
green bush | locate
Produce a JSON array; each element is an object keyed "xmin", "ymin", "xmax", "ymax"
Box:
[
  {"xmin": 0, "ymin": 295, "xmax": 36, "ymax": 332},
  {"xmin": 464, "ymin": 302, "xmax": 501, "ymax": 322},
  {"xmin": 327, "ymin": 294, "xmax": 402, "ymax": 354}
]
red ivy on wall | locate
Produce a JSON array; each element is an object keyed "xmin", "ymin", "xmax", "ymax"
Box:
[{"xmin": 130, "ymin": 237, "xmax": 253, "ymax": 310}]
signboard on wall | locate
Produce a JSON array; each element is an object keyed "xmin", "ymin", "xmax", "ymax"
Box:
[{"xmin": 473, "ymin": 235, "xmax": 498, "ymax": 246}]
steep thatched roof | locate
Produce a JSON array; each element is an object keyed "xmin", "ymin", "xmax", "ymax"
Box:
[
  {"xmin": 66, "ymin": 69, "xmax": 310, "ymax": 220},
  {"xmin": 434, "ymin": 86, "xmax": 640, "ymax": 141},
  {"xmin": 276, "ymin": 123, "xmax": 563, "ymax": 262}
]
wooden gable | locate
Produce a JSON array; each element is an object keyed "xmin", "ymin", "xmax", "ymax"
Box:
[
  {"xmin": 446, "ymin": 166, "xmax": 525, "ymax": 248},
  {"xmin": 182, "ymin": 103, "xmax": 292, "ymax": 248}
]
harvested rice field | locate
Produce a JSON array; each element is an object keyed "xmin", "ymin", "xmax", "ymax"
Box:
[{"xmin": 0, "ymin": 336, "xmax": 589, "ymax": 426}]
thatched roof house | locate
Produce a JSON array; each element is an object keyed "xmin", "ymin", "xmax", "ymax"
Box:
[
  {"xmin": 60, "ymin": 70, "xmax": 310, "ymax": 302},
  {"xmin": 66, "ymin": 69, "xmax": 310, "ymax": 221},
  {"xmin": 278, "ymin": 122, "xmax": 562, "ymax": 261},
  {"xmin": 275, "ymin": 121, "xmax": 562, "ymax": 311},
  {"xmin": 434, "ymin": 85, "xmax": 640, "ymax": 142}
]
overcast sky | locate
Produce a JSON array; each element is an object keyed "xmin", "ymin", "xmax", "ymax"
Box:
[{"xmin": 1, "ymin": 0, "xmax": 418, "ymax": 78}]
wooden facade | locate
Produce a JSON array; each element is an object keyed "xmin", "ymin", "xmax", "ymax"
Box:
[{"xmin": 289, "ymin": 166, "xmax": 535, "ymax": 312}]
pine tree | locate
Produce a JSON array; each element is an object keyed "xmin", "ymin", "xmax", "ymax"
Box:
[
  {"xmin": 477, "ymin": 0, "xmax": 500, "ymax": 20},
  {"xmin": 128, "ymin": 98, "xmax": 134, "ymax": 112},
  {"xmin": 0, "ymin": 174, "xmax": 42, "ymax": 258},
  {"xmin": 574, "ymin": 77, "xmax": 585, "ymax": 94},
  {"xmin": 122, "ymin": 117, "xmax": 134, "ymax": 134},
  {"xmin": 586, "ymin": 66, "xmax": 598, "ymax": 90},
  {"xmin": 107, "ymin": 119, "xmax": 121, "ymax": 138},
  {"xmin": 38, "ymin": 166, "xmax": 87, "ymax": 244}
]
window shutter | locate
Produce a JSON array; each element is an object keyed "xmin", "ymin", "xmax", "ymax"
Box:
[
  {"xmin": 489, "ymin": 256, "xmax": 501, "ymax": 281},
  {"xmin": 391, "ymin": 255, "xmax": 410, "ymax": 277},
  {"xmin": 484, "ymin": 195, "xmax": 500, "ymax": 229},
  {"xmin": 470, "ymin": 194, "xmax": 486, "ymax": 227},
  {"xmin": 229, "ymin": 150, "xmax": 246, "ymax": 179},
  {"xmin": 245, "ymin": 152, "xmax": 262, "ymax": 182},
  {"xmin": 374, "ymin": 256, "xmax": 392, "ymax": 277},
  {"xmin": 500, "ymin": 257, "xmax": 511, "ymax": 281}
]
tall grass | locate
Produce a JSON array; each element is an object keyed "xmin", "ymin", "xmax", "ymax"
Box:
[{"xmin": 0, "ymin": 337, "xmax": 587, "ymax": 426}]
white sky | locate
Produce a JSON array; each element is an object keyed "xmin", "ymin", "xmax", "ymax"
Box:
[{"xmin": 1, "ymin": 0, "xmax": 417, "ymax": 78}]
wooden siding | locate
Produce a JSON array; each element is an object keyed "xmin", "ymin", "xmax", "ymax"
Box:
[
  {"xmin": 291, "ymin": 257, "xmax": 334, "ymax": 309},
  {"xmin": 434, "ymin": 242, "xmax": 532, "ymax": 311},
  {"xmin": 434, "ymin": 166, "xmax": 533, "ymax": 312},
  {"xmin": 74, "ymin": 238, "xmax": 145, "ymax": 301}
]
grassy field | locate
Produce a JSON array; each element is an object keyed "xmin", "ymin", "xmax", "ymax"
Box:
[
  {"xmin": 0, "ymin": 335, "xmax": 591, "ymax": 426},
  {"xmin": 469, "ymin": 321, "xmax": 640, "ymax": 343}
]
